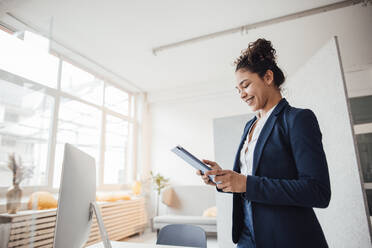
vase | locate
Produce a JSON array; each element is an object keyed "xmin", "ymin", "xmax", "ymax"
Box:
[{"xmin": 6, "ymin": 184, "xmax": 22, "ymax": 214}]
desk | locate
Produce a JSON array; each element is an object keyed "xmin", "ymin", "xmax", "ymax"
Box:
[{"xmin": 87, "ymin": 241, "xmax": 194, "ymax": 248}]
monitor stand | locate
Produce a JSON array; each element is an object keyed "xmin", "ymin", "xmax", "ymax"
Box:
[{"xmin": 89, "ymin": 202, "xmax": 112, "ymax": 248}]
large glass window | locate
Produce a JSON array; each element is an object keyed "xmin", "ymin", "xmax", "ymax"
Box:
[
  {"xmin": 105, "ymin": 85, "xmax": 130, "ymax": 115},
  {"xmin": 104, "ymin": 115, "xmax": 130, "ymax": 184},
  {"xmin": 0, "ymin": 79, "xmax": 53, "ymax": 187},
  {"xmin": 0, "ymin": 30, "xmax": 59, "ymax": 88},
  {"xmin": 0, "ymin": 28, "xmax": 136, "ymax": 192},
  {"xmin": 61, "ymin": 61, "xmax": 104, "ymax": 104},
  {"xmin": 53, "ymin": 99, "xmax": 101, "ymax": 187}
]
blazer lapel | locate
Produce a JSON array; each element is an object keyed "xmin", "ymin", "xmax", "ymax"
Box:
[
  {"xmin": 233, "ymin": 117, "xmax": 257, "ymax": 173},
  {"xmin": 252, "ymin": 98, "xmax": 288, "ymax": 175}
]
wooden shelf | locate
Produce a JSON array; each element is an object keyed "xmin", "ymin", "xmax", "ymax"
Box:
[{"xmin": 0, "ymin": 197, "xmax": 147, "ymax": 248}]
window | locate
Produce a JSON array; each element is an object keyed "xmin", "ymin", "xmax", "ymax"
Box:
[
  {"xmin": 0, "ymin": 30, "xmax": 59, "ymax": 88},
  {"xmin": 356, "ymin": 133, "xmax": 372, "ymax": 183},
  {"xmin": 349, "ymin": 95, "xmax": 372, "ymax": 125},
  {"xmin": 53, "ymin": 98, "xmax": 102, "ymax": 187},
  {"xmin": 0, "ymin": 29, "xmax": 137, "ymax": 193},
  {"xmin": 104, "ymin": 115, "xmax": 132, "ymax": 184},
  {"xmin": 61, "ymin": 61, "xmax": 104, "ymax": 104},
  {"xmin": 0, "ymin": 79, "xmax": 53, "ymax": 187},
  {"xmin": 105, "ymin": 85, "xmax": 130, "ymax": 115}
]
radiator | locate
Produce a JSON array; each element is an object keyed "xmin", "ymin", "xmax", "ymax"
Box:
[{"xmin": 0, "ymin": 197, "xmax": 147, "ymax": 248}]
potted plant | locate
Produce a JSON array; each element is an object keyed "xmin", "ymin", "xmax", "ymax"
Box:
[
  {"xmin": 6, "ymin": 153, "xmax": 33, "ymax": 214},
  {"xmin": 150, "ymin": 171, "xmax": 169, "ymax": 217}
]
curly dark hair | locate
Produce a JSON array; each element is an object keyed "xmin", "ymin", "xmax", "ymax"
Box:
[{"xmin": 234, "ymin": 38, "xmax": 285, "ymax": 89}]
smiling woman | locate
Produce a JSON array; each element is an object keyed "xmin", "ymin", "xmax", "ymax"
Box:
[
  {"xmin": 197, "ymin": 38, "xmax": 331, "ymax": 248},
  {"xmin": 234, "ymin": 39, "xmax": 285, "ymax": 115}
]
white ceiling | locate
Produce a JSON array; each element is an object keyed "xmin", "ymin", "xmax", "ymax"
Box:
[{"xmin": 0, "ymin": 0, "xmax": 360, "ymax": 93}]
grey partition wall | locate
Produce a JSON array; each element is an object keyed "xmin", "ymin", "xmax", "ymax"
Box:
[
  {"xmin": 213, "ymin": 114, "xmax": 254, "ymax": 248},
  {"xmin": 213, "ymin": 37, "xmax": 372, "ymax": 247}
]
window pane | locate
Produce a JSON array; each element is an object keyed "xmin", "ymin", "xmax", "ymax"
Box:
[
  {"xmin": 130, "ymin": 96, "xmax": 135, "ymax": 119},
  {"xmin": 356, "ymin": 133, "xmax": 372, "ymax": 183},
  {"xmin": 104, "ymin": 115, "xmax": 131, "ymax": 184},
  {"xmin": 0, "ymin": 30, "xmax": 59, "ymax": 88},
  {"xmin": 349, "ymin": 95, "xmax": 372, "ymax": 125},
  {"xmin": 365, "ymin": 189, "xmax": 372, "ymax": 215},
  {"xmin": 53, "ymin": 98, "xmax": 101, "ymax": 187},
  {"xmin": 105, "ymin": 85, "xmax": 129, "ymax": 115},
  {"xmin": 61, "ymin": 61, "xmax": 103, "ymax": 104},
  {"xmin": 0, "ymin": 78, "xmax": 53, "ymax": 187}
]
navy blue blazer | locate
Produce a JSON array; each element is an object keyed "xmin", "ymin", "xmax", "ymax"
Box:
[{"xmin": 228, "ymin": 98, "xmax": 331, "ymax": 248}]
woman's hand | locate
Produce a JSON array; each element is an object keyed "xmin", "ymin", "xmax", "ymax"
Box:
[
  {"xmin": 196, "ymin": 159, "xmax": 221, "ymax": 186},
  {"xmin": 205, "ymin": 169, "xmax": 247, "ymax": 193}
]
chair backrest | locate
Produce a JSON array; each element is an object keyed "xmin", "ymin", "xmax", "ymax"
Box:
[
  {"xmin": 156, "ymin": 224, "xmax": 207, "ymax": 248},
  {"xmin": 162, "ymin": 185, "xmax": 215, "ymax": 216}
]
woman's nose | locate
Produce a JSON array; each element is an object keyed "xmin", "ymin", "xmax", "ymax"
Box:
[{"xmin": 240, "ymin": 90, "xmax": 247, "ymax": 98}]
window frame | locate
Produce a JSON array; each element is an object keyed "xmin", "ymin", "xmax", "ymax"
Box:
[{"xmin": 0, "ymin": 31, "xmax": 138, "ymax": 195}]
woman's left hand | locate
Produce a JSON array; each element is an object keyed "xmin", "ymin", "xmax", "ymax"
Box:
[{"xmin": 205, "ymin": 169, "xmax": 247, "ymax": 193}]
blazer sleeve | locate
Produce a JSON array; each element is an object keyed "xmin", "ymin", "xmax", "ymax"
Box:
[{"xmin": 244, "ymin": 109, "xmax": 331, "ymax": 208}]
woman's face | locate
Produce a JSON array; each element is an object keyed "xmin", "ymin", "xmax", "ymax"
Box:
[{"xmin": 235, "ymin": 69, "xmax": 273, "ymax": 112}]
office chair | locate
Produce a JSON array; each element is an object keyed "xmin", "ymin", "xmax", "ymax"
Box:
[{"xmin": 156, "ymin": 224, "xmax": 207, "ymax": 248}]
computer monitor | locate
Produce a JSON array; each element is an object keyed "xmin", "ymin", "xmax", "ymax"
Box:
[{"xmin": 53, "ymin": 143, "xmax": 102, "ymax": 248}]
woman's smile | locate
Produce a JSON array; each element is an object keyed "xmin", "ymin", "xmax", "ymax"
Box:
[{"xmin": 246, "ymin": 96, "xmax": 254, "ymax": 105}]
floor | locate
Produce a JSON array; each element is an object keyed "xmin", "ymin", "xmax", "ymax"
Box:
[{"xmin": 123, "ymin": 228, "xmax": 219, "ymax": 248}]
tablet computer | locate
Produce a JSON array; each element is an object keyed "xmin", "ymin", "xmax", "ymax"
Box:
[{"xmin": 171, "ymin": 145, "xmax": 218, "ymax": 184}]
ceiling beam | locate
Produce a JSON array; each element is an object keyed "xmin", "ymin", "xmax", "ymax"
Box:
[{"xmin": 152, "ymin": 0, "xmax": 367, "ymax": 55}]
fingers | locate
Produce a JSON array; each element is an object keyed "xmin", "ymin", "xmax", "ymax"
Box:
[
  {"xmin": 202, "ymin": 159, "xmax": 217, "ymax": 167},
  {"xmin": 214, "ymin": 174, "xmax": 229, "ymax": 183},
  {"xmin": 206, "ymin": 180, "xmax": 216, "ymax": 186},
  {"xmin": 197, "ymin": 169, "xmax": 215, "ymax": 186},
  {"xmin": 202, "ymin": 159, "xmax": 222, "ymax": 171},
  {"xmin": 203, "ymin": 175, "xmax": 215, "ymax": 186},
  {"xmin": 222, "ymin": 187, "xmax": 232, "ymax": 192},
  {"xmin": 217, "ymin": 182, "xmax": 231, "ymax": 192},
  {"xmin": 202, "ymin": 174, "xmax": 208, "ymax": 181},
  {"xmin": 214, "ymin": 173, "xmax": 232, "ymax": 190},
  {"xmin": 215, "ymin": 173, "xmax": 246, "ymax": 193},
  {"xmin": 205, "ymin": 169, "xmax": 229, "ymax": 176}
]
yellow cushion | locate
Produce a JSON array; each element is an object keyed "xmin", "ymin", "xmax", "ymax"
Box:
[
  {"xmin": 161, "ymin": 187, "xmax": 175, "ymax": 207},
  {"xmin": 132, "ymin": 181, "xmax": 141, "ymax": 195},
  {"xmin": 28, "ymin": 191, "xmax": 58, "ymax": 210},
  {"xmin": 203, "ymin": 206, "xmax": 217, "ymax": 217},
  {"xmin": 96, "ymin": 194, "xmax": 131, "ymax": 202}
]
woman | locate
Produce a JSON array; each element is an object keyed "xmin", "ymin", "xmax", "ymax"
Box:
[{"xmin": 197, "ymin": 38, "xmax": 331, "ymax": 248}]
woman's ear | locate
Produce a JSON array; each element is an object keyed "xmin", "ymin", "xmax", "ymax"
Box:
[{"xmin": 264, "ymin": 70, "xmax": 274, "ymax": 86}]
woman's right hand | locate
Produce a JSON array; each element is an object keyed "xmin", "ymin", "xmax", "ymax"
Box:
[{"xmin": 196, "ymin": 159, "xmax": 222, "ymax": 186}]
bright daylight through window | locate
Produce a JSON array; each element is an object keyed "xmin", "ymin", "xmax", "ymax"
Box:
[{"xmin": 0, "ymin": 28, "xmax": 136, "ymax": 192}]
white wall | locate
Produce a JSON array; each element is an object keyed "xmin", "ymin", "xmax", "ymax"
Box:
[
  {"xmin": 149, "ymin": 4, "xmax": 372, "ymax": 186},
  {"xmin": 149, "ymin": 93, "xmax": 247, "ymax": 186}
]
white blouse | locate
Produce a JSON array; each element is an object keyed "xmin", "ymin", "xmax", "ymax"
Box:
[{"xmin": 240, "ymin": 104, "xmax": 278, "ymax": 176}]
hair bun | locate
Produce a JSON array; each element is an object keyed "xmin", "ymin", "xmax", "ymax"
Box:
[
  {"xmin": 234, "ymin": 38, "xmax": 285, "ymax": 89},
  {"xmin": 244, "ymin": 38, "xmax": 276, "ymax": 65}
]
